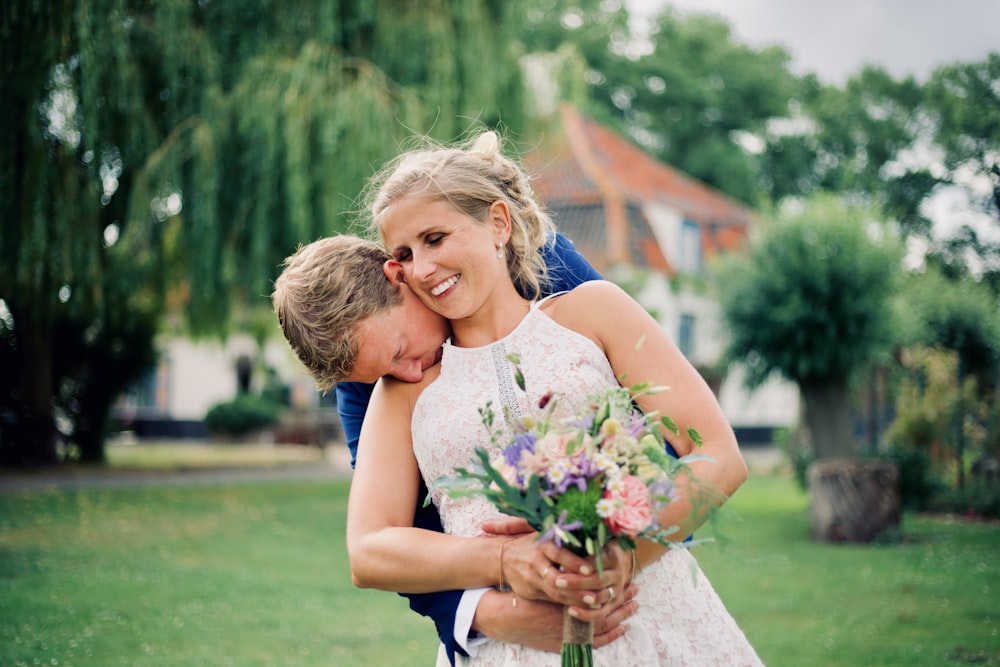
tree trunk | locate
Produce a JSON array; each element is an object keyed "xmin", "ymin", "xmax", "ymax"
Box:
[
  {"xmin": 800, "ymin": 377, "xmax": 855, "ymax": 460},
  {"xmin": 2, "ymin": 317, "xmax": 58, "ymax": 467},
  {"xmin": 808, "ymin": 459, "xmax": 900, "ymax": 543}
]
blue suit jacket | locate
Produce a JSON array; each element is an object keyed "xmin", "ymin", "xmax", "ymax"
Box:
[{"xmin": 337, "ymin": 233, "xmax": 604, "ymax": 664}]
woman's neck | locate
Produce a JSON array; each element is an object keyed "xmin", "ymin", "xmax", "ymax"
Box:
[{"xmin": 450, "ymin": 289, "xmax": 531, "ymax": 348}]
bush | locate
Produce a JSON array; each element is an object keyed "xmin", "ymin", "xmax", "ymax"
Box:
[
  {"xmin": 928, "ymin": 479, "xmax": 1000, "ymax": 518},
  {"xmin": 204, "ymin": 394, "xmax": 282, "ymax": 438},
  {"xmin": 773, "ymin": 427, "xmax": 813, "ymax": 490},
  {"xmin": 880, "ymin": 445, "xmax": 944, "ymax": 512}
]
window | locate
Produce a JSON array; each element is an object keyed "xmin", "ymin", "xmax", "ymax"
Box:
[
  {"xmin": 680, "ymin": 220, "xmax": 702, "ymax": 273},
  {"xmin": 679, "ymin": 313, "xmax": 695, "ymax": 358}
]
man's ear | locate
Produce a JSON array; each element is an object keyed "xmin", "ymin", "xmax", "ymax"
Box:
[{"xmin": 383, "ymin": 259, "xmax": 406, "ymax": 286}]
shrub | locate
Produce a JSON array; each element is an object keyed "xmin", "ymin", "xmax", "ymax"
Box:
[
  {"xmin": 774, "ymin": 426, "xmax": 813, "ymax": 490},
  {"xmin": 879, "ymin": 445, "xmax": 943, "ymax": 511},
  {"xmin": 204, "ymin": 394, "xmax": 282, "ymax": 438},
  {"xmin": 928, "ymin": 478, "xmax": 1000, "ymax": 518}
]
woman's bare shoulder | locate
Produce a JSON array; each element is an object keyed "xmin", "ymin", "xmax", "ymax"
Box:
[{"xmin": 541, "ymin": 280, "xmax": 630, "ymax": 320}]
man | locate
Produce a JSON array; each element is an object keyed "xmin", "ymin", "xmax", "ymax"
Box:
[{"xmin": 273, "ymin": 233, "xmax": 636, "ymax": 665}]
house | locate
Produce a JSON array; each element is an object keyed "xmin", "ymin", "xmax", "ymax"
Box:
[
  {"xmin": 526, "ymin": 104, "xmax": 798, "ymax": 442},
  {"xmin": 114, "ymin": 333, "xmax": 334, "ymax": 444}
]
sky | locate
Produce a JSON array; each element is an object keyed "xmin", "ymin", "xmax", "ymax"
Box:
[
  {"xmin": 626, "ymin": 0, "xmax": 999, "ymax": 246},
  {"xmin": 629, "ymin": 0, "xmax": 999, "ymax": 84}
]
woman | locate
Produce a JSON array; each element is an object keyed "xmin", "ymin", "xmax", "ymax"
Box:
[{"xmin": 347, "ymin": 131, "xmax": 763, "ymax": 665}]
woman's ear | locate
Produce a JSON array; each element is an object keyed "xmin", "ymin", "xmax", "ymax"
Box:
[
  {"xmin": 383, "ymin": 259, "xmax": 405, "ymax": 286},
  {"xmin": 489, "ymin": 200, "xmax": 512, "ymax": 245}
]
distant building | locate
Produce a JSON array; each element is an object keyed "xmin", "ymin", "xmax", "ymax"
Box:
[
  {"xmin": 527, "ymin": 105, "xmax": 798, "ymax": 441},
  {"xmin": 115, "ymin": 333, "xmax": 326, "ymax": 441}
]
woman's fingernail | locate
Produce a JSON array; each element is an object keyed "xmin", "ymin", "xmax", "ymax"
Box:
[
  {"xmin": 583, "ymin": 594, "xmax": 596, "ymax": 605},
  {"xmin": 579, "ymin": 565, "xmax": 592, "ymax": 575},
  {"xmin": 568, "ymin": 608, "xmax": 580, "ymax": 618},
  {"xmin": 556, "ymin": 578, "xmax": 568, "ymax": 589}
]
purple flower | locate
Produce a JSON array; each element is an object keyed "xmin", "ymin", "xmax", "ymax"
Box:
[
  {"xmin": 568, "ymin": 414, "xmax": 595, "ymax": 432},
  {"xmin": 503, "ymin": 433, "xmax": 537, "ymax": 469},
  {"xmin": 575, "ymin": 453, "xmax": 603, "ymax": 480},
  {"xmin": 538, "ymin": 510, "xmax": 583, "ymax": 549},
  {"xmin": 626, "ymin": 411, "xmax": 647, "ymax": 438},
  {"xmin": 649, "ymin": 478, "xmax": 679, "ymax": 511}
]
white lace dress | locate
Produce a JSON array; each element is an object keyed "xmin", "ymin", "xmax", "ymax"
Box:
[{"xmin": 412, "ymin": 302, "xmax": 764, "ymax": 667}]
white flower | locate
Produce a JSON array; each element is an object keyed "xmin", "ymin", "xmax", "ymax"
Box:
[{"xmin": 596, "ymin": 497, "xmax": 619, "ymax": 518}]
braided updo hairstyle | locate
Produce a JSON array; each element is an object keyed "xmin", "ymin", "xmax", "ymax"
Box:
[{"xmin": 367, "ymin": 130, "xmax": 554, "ymax": 299}]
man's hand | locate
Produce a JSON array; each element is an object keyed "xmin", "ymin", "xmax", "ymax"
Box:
[
  {"xmin": 481, "ymin": 517, "xmax": 533, "ymax": 536},
  {"xmin": 471, "ymin": 585, "xmax": 639, "ymax": 653}
]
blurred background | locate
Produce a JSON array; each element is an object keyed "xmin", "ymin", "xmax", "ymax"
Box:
[
  {"xmin": 3, "ymin": 0, "xmax": 1000, "ymax": 538},
  {"xmin": 1, "ymin": 1, "xmax": 998, "ymax": 665}
]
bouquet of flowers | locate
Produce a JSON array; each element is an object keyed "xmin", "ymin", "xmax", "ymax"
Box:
[{"xmin": 434, "ymin": 355, "xmax": 709, "ymax": 667}]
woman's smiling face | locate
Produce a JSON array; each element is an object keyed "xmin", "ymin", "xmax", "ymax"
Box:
[{"xmin": 379, "ymin": 195, "xmax": 509, "ymax": 320}]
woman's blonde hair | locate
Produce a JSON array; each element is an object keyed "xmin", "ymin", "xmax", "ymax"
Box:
[{"xmin": 365, "ymin": 130, "xmax": 554, "ymax": 298}]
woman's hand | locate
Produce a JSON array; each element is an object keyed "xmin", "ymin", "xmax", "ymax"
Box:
[
  {"xmin": 544, "ymin": 540, "xmax": 633, "ymax": 619},
  {"xmin": 493, "ymin": 530, "xmax": 633, "ymax": 612}
]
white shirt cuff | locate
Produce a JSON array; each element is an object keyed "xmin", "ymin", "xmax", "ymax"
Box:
[{"xmin": 455, "ymin": 587, "xmax": 492, "ymax": 656}]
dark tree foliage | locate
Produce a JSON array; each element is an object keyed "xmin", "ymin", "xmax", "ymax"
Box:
[
  {"xmin": 713, "ymin": 195, "xmax": 903, "ymax": 459},
  {"xmin": 0, "ymin": 0, "xmax": 528, "ymax": 466}
]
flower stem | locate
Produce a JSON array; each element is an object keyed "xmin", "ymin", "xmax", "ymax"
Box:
[{"xmin": 561, "ymin": 607, "xmax": 594, "ymax": 667}]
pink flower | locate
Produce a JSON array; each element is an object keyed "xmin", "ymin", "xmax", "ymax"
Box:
[
  {"xmin": 604, "ymin": 475, "xmax": 653, "ymax": 537},
  {"xmin": 536, "ymin": 432, "xmax": 575, "ymax": 460}
]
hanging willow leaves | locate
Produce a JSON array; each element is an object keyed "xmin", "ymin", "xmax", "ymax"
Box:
[{"xmin": 0, "ymin": 0, "xmax": 531, "ymax": 465}]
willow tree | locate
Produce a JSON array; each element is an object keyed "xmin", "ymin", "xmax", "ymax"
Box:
[{"xmin": 0, "ymin": 0, "xmax": 528, "ymax": 466}]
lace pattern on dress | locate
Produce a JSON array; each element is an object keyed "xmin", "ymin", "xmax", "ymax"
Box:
[{"xmin": 490, "ymin": 341, "xmax": 522, "ymax": 425}]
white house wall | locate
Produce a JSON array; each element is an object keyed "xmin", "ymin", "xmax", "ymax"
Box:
[
  {"xmin": 156, "ymin": 334, "xmax": 318, "ymax": 420},
  {"xmin": 718, "ymin": 366, "xmax": 801, "ymax": 428},
  {"xmin": 619, "ymin": 267, "xmax": 799, "ymax": 432}
]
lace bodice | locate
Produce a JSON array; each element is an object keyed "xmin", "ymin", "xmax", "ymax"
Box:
[
  {"xmin": 411, "ymin": 300, "xmax": 764, "ymax": 666},
  {"xmin": 413, "ymin": 302, "xmax": 618, "ymax": 535}
]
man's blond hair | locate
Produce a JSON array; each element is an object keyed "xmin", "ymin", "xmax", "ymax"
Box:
[{"xmin": 272, "ymin": 236, "xmax": 401, "ymax": 391}]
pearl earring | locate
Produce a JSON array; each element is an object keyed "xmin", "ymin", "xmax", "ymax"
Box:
[{"xmin": 497, "ymin": 246, "xmax": 504, "ymax": 259}]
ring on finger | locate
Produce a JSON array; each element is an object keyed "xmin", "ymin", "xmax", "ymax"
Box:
[
  {"xmin": 540, "ymin": 565, "xmax": 550, "ymax": 579},
  {"xmin": 607, "ymin": 585, "xmax": 615, "ymax": 600}
]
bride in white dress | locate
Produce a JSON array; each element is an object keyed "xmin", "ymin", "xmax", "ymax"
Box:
[{"xmin": 347, "ymin": 131, "xmax": 763, "ymax": 666}]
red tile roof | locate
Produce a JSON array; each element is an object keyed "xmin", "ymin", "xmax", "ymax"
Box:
[{"xmin": 527, "ymin": 104, "xmax": 753, "ymax": 273}]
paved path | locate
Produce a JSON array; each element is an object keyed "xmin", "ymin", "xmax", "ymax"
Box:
[
  {"xmin": 0, "ymin": 445, "xmax": 355, "ymax": 494},
  {"xmin": 1, "ymin": 444, "xmax": 781, "ymax": 494}
]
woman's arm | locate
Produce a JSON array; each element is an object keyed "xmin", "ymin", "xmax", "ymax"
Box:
[
  {"xmin": 549, "ymin": 281, "xmax": 748, "ymax": 561},
  {"xmin": 347, "ymin": 372, "xmax": 633, "ymax": 609},
  {"xmin": 347, "ymin": 374, "xmax": 502, "ymax": 593}
]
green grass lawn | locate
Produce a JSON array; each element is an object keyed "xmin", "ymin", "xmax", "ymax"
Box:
[
  {"xmin": 698, "ymin": 477, "xmax": 1000, "ymax": 666},
  {"xmin": 1, "ymin": 470, "xmax": 997, "ymax": 666},
  {"xmin": 103, "ymin": 441, "xmax": 329, "ymax": 470}
]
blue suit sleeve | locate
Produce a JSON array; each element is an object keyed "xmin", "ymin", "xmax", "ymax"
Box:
[
  {"xmin": 334, "ymin": 381, "xmax": 374, "ymax": 469},
  {"xmin": 541, "ymin": 231, "xmax": 603, "ymax": 294}
]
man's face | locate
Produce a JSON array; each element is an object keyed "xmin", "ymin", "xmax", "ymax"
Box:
[{"xmin": 345, "ymin": 287, "xmax": 450, "ymax": 383}]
